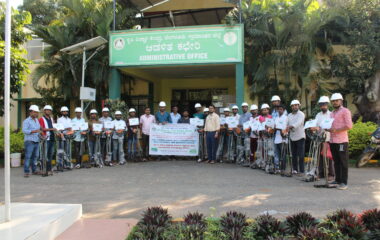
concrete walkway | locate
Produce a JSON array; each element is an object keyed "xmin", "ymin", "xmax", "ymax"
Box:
[{"xmin": 0, "ymin": 161, "xmax": 379, "ymax": 219}]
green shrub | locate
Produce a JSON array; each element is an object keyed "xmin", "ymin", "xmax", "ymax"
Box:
[
  {"xmin": 220, "ymin": 211, "xmax": 248, "ymax": 240},
  {"xmin": 0, "ymin": 127, "xmax": 24, "ymax": 154},
  {"xmin": 285, "ymin": 212, "xmax": 318, "ymax": 236},
  {"xmin": 348, "ymin": 118, "xmax": 377, "ymax": 156}
]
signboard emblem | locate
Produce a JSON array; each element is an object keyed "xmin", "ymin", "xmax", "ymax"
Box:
[
  {"xmin": 223, "ymin": 31, "xmax": 237, "ymax": 46},
  {"xmin": 114, "ymin": 38, "xmax": 125, "ymax": 50}
]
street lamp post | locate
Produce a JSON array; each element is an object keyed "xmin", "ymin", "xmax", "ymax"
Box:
[{"xmin": 4, "ymin": 0, "xmax": 12, "ymax": 222}]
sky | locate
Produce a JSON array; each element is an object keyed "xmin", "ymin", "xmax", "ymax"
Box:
[{"xmin": 1, "ymin": 0, "xmax": 23, "ymax": 8}]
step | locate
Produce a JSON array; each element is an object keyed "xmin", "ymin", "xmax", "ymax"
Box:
[{"xmin": 0, "ymin": 202, "xmax": 82, "ymax": 240}]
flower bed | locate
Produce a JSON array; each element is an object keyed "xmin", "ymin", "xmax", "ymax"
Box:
[{"xmin": 127, "ymin": 207, "xmax": 380, "ymax": 240}]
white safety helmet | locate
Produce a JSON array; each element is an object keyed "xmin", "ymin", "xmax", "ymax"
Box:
[
  {"xmin": 250, "ymin": 104, "xmax": 258, "ymax": 110},
  {"xmin": 260, "ymin": 103, "xmax": 270, "ymax": 110},
  {"xmin": 290, "ymin": 100, "xmax": 301, "ymax": 106},
  {"xmin": 75, "ymin": 107, "xmax": 83, "ymax": 113},
  {"xmin": 129, "ymin": 108, "xmax": 136, "ymax": 113},
  {"xmin": 224, "ymin": 107, "xmax": 231, "ymax": 112},
  {"xmin": 60, "ymin": 106, "xmax": 69, "ymax": 112},
  {"xmin": 318, "ymin": 96, "xmax": 330, "ymax": 104},
  {"xmin": 232, "ymin": 105, "xmax": 239, "ymax": 110},
  {"xmin": 330, "ymin": 93, "xmax": 343, "ymax": 101},
  {"xmin": 90, "ymin": 109, "xmax": 98, "ymax": 114},
  {"xmin": 43, "ymin": 105, "xmax": 52, "ymax": 111},
  {"xmin": 115, "ymin": 111, "xmax": 122, "ymax": 115},
  {"xmin": 159, "ymin": 101, "xmax": 166, "ymax": 107},
  {"xmin": 271, "ymin": 95, "xmax": 281, "ymax": 102},
  {"xmin": 241, "ymin": 102, "xmax": 249, "ymax": 107},
  {"xmin": 204, "ymin": 108, "xmax": 209, "ymax": 112},
  {"xmin": 194, "ymin": 103, "xmax": 202, "ymax": 108},
  {"xmin": 102, "ymin": 107, "xmax": 110, "ymax": 112},
  {"xmin": 29, "ymin": 105, "xmax": 40, "ymax": 112}
]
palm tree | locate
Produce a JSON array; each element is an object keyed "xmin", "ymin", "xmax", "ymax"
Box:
[{"xmin": 31, "ymin": 0, "xmax": 138, "ymax": 105}]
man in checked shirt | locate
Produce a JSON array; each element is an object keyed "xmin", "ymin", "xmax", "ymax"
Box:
[{"xmin": 327, "ymin": 93, "xmax": 353, "ymax": 190}]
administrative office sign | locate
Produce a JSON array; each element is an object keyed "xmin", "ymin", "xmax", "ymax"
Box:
[{"xmin": 109, "ymin": 24, "xmax": 243, "ymax": 66}]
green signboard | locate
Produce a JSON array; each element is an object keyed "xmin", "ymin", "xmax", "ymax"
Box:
[{"xmin": 109, "ymin": 24, "xmax": 243, "ymax": 66}]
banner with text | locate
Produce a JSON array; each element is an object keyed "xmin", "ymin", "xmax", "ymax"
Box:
[
  {"xmin": 149, "ymin": 124, "xmax": 199, "ymax": 156},
  {"xmin": 110, "ymin": 24, "xmax": 243, "ymax": 66}
]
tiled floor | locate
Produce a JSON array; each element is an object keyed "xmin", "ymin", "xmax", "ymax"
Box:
[{"xmin": 56, "ymin": 218, "xmax": 138, "ymax": 240}]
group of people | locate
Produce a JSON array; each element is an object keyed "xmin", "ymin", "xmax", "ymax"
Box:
[{"xmin": 22, "ymin": 93, "xmax": 352, "ymax": 190}]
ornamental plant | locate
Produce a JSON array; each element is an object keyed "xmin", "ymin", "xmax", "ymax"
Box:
[
  {"xmin": 183, "ymin": 211, "xmax": 207, "ymax": 240},
  {"xmin": 285, "ymin": 212, "xmax": 318, "ymax": 236},
  {"xmin": 133, "ymin": 206, "xmax": 172, "ymax": 240},
  {"xmin": 250, "ymin": 213, "xmax": 286, "ymax": 239},
  {"xmin": 220, "ymin": 211, "xmax": 248, "ymax": 240},
  {"xmin": 327, "ymin": 209, "xmax": 366, "ymax": 240},
  {"xmin": 359, "ymin": 208, "xmax": 380, "ymax": 231}
]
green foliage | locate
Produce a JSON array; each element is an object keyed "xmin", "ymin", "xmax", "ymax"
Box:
[
  {"xmin": 326, "ymin": 209, "xmax": 366, "ymax": 240},
  {"xmin": 30, "ymin": 0, "xmax": 138, "ymax": 103},
  {"xmin": 183, "ymin": 211, "xmax": 207, "ymax": 240},
  {"xmin": 297, "ymin": 226, "xmax": 332, "ymax": 240},
  {"xmin": 348, "ymin": 118, "xmax": 377, "ymax": 156},
  {"xmin": 18, "ymin": 0, "xmax": 63, "ymax": 26},
  {"xmin": 359, "ymin": 208, "xmax": 380, "ymax": 232},
  {"xmin": 249, "ymin": 213, "xmax": 286, "ymax": 239},
  {"xmin": 285, "ymin": 212, "xmax": 318, "ymax": 236},
  {"xmin": 220, "ymin": 211, "xmax": 248, "ymax": 240},
  {"xmin": 131, "ymin": 206, "xmax": 172, "ymax": 240},
  {"xmin": 0, "ymin": 127, "xmax": 25, "ymax": 154},
  {"xmin": 0, "ymin": 4, "xmax": 32, "ymax": 116},
  {"xmin": 203, "ymin": 218, "xmax": 226, "ymax": 240},
  {"xmin": 104, "ymin": 99, "xmax": 129, "ymax": 120}
]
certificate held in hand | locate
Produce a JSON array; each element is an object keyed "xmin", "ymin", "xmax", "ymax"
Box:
[
  {"xmin": 128, "ymin": 118, "xmax": 139, "ymax": 126},
  {"xmin": 92, "ymin": 123, "xmax": 103, "ymax": 132},
  {"xmin": 320, "ymin": 118, "xmax": 334, "ymax": 129}
]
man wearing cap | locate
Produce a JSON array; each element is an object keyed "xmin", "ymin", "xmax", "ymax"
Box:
[
  {"xmin": 38, "ymin": 105, "xmax": 56, "ymax": 176},
  {"xmin": 249, "ymin": 105, "xmax": 259, "ymax": 165},
  {"xmin": 271, "ymin": 95, "xmax": 287, "ymax": 119},
  {"xmin": 170, "ymin": 106, "xmax": 181, "ymax": 124},
  {"xmin": 88, "ymin": 109, "xmax": 101, "ymax": 167},
  {"xmin": 193, "ymin": 103, "xmax": 204, "ymax": 119},
  {"xmin": 113, "ymin": 111, "xmax": 127, "ymax": 164},
  {"xmin": 72, "ymin": 107, "xmax": 87, "ymax": 169},
  {"xmin": 314, "ymin": 96, "xmax": 334, "ymax": 180},
  {"xmin": 57, "ymin": 106, "xmax": 72, "ymax": 170},
  {"xmin": 99, "ymin": 107, "xmax": 113, "ymax": 164},
  {"xmin": 22, "ymin": 105, "xmax": 42, "ymax": 177},
  {"xmin": 238, "ymin": 102, "xmax": 251, "ymax": 126},
  {"xmin": 204, "ymin": 105, "xmax": 220, "ymax": 164},
  {"xmin": 155, "ymin": 101, "xmax": 172, "ymax": 124},
  {"xmin": 140, "ymin": 107, "xmax": 156, "ymax": 161},
  {"xmin": 237, "ymin": 102, "xmax": 251, "ymax": 165},
  {"xmin": 287, "ymin": 100, "xmax": 305, "ymax": 175},
  {"xmin": 203, "ymin": 108, "xmax": 210, "ymax": 118},
  {"xmin": 328, "ymin": 93, "xmax": 352, "ymax": 190}
]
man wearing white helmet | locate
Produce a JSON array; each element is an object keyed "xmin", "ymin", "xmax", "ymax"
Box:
[
  {"xmin": 328, "ymin": 93, "xmax": 352, "ymax": 190},
  {"xmin": 273, "ymin": 104, "xmax": 288, "ymax": 173},
  {"xmin": 71, "ymin": 107, "xmax": 87, "ymax": 169},
  {"xmin": 88, "ymin": 109, "xmax": 101, "ymax": 167},
  {"xmin": 155, "ymin": 101, "xmax": 172, "ymax": 124},
  {"xmin": 314, "ymin": 96, "xmax": 334, "ymax": 180},
  {"xmin": 127, "ymin": 108, "xmax": 139, "ymax": 161},
  {"xmin": 57, "ymin": 106, "xmax": 72, "ymax": 170},
  {"xmin": 113, "ymin": 110, "xmax": 127, "ymax": 164},
  {"xmin": 239, "ymin": 102, "xmax": 251, "ymax": 126},
  {"xmin": 99, "ymin": 107, "xmax": 113, "ymax": 163},
  {"xmin": 22, "ymin": 105, "xmax": 42, "ymax": 177},
  {"xmin": 249, "ymin": 105, "xmax": 260, "ymax": 164},
  {"xmin": 38, "ymin": 105, "xmax": 56, "ymax": 176},
  {"xmin": 287, "ymin": 100, "xmax": 305, "ymax": 175},
  {"xmin": 193, "ymin": 103, "xmax": 204, "ymax": 119},
  {"xmin": 258, "ymin": 103, "xmax": 271, "ymax": 123},
  {"xmin": 231, "ymin": 105, "xmax": 240, "ymax": 121},
  {"xmin": 271, "ymin": 95, "xmax": 287, "ymax": 119}
]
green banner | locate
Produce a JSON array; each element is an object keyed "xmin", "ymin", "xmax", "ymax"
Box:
[{"xmin": 109, "ymin": 24, "xmax": 243, "ymax": 66}]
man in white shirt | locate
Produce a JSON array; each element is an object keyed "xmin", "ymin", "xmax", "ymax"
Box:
[
  {"xmin": 57, "ymin": 106, "xmax": 72, "ymax": 170},
  {"xmin": 112, "ymin": 111, "xmax": 127, "ymax": 165},
  {"xmin": 249, "ymin": 105, "xmax": 259, "ymax": 165},
  {"xmin": 315, "ymin": 96, "xmax": 334, "ymax": 180},
  {"xmin": 287, "ymin": 100, "xmax": 305, "ymax": 174},
  {"xmin": 274, "ymin": 105, "xmax": 288, "ymax": 173},
  {"xmin": 99, "ymin": 108, "xmax": 113, "ymax": 164},
  {"xmin": 170, "ymin": 106, "xmax": 181, "ymax": 124},
  {"xmin": 71, "ymin": 107, "xmax": 87, "ymax": 168}
]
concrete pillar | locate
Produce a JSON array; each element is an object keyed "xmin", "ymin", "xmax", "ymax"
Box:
[{"xmin": 109, "ymin": 68, "xmax": 121, "ymax": 99}]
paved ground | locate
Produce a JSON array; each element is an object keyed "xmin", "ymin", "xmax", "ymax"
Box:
[{"xmin": 0, "ymin": 161, "xmax": 379, "ymax": 219}]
